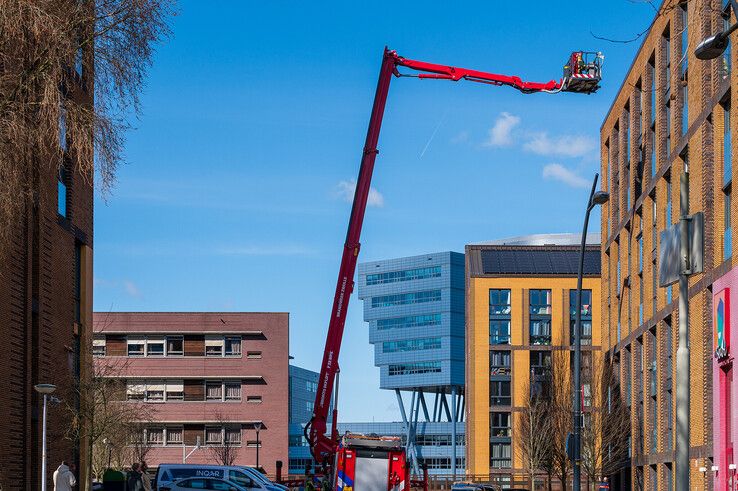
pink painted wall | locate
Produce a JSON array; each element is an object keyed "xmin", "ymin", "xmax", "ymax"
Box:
[
  {"xmin": 93, "ymin": 312, "xmax": 289, "ymax": 475},
  {"xmin": 713, "ymin": 269, "xmax": 738, "ymax": 491}
]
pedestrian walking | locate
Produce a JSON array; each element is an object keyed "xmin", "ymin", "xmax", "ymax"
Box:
[
  {"xmin": 52, "ymin": 461, "xmax": 76, "ymax": 491},
  {"xmin": 126, "ymin": 463, "xmax": 143, "ymax": 491},
  {"xmin": 140, "ymin": 462, "xmax": 152, "ymax": 491},
  {"xmin": 597, "ymin": 477, "xmax": 610, "ymax": 490}
]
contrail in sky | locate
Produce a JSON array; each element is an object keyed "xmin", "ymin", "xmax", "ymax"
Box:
[{"xmin": 419, "ymin": 112, "xmax": 448, "ymax": 159}]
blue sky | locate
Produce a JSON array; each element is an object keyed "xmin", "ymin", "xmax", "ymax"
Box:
[{"xmin": 94, "ymin": 1, "xmax": 656, "ymax": 421}]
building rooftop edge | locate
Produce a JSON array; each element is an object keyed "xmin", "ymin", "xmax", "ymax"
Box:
[{"xmin": 467, "ymin": 233, "xmax": 601, "ymax": 247}]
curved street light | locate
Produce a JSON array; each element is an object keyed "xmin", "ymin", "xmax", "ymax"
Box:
[{"xmin": 572, "ymin": 176, "xmax": 608, "ymax": 491}]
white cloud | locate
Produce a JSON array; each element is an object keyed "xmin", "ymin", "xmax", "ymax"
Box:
[
  {"xmin": 123, "ymin": 280, "xmax": 142, "ymax": 298},
  {"xmin": 483, "ymin": 112, "xmax": 520, "ymax": 147},
  {"xmin": 542, "ymin": 163, "xmax": 590, "ymax": 189},
  {"xmin": 524, "ymin": 132, "xmax": 596, "ymax": 158},
  {"xmin": 334, "ymin": 179, "xmax": 384, "ymax": 207}
]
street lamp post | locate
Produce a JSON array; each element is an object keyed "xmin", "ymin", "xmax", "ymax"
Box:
[
  {"xmin": 35, "ymin": 384, "xmax": 57, "ymax": 491},
  {"xmin": 572, "ymin": 175, "xmax": 608, "ymax": 491},
  {"xmin": 254, "ymin": 422, "xmax": 263, "ymax": 470}
]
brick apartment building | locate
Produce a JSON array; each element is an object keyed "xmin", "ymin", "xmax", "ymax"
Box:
[
  {"xmin": 93, "ymin": 312, "xmax": 289, "ymax": 474},
  {"xmin": 465, "ymin": 235, "xmax": 601, "ymax": 488},
  {"xmin": 600, "ymin": 0, "xmax": 736, "ymax": 488},
  {"xmin": 0, "ymin": 37, "xmax": 94, "ymax": 490}
]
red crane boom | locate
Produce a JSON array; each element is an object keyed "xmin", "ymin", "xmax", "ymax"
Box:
[{"xmin": 304, "ymin": 47, "xmax": 602, "ymax": 467}]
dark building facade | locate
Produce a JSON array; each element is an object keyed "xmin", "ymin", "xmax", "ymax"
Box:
[{"xmin": 0, "ymin": 46, "xmax": 94, "ymax": 490}]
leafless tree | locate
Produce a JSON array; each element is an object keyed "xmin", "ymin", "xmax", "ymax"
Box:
[
  {"xmin": 0, "ymin": 0, "xmax": 174, "ymax": 249},
  {"xmin": 546, "ymin": 351, "xmax": 573, "ymax": 491},
  {"xmin": 519, "ymin": 375, "xmax": 555, "ymax": 491},
  {"xmin": 209, "ymin": 412, "xmax": 240, "ymax": 466},
  {"xmin": 579, "ymin": 357, "xmax": 631, "ymax": 491},
  {"xmin": 65, "ymin": 334, "xmax": 154, "ymax": 489}
]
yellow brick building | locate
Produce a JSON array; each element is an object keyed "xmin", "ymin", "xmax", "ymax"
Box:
[{"xmin": 465, "ymin": 236, "xmax": 602, "ymax": 487}]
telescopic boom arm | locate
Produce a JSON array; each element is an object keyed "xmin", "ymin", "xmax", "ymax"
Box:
[{"xmin": 305, "ymin": 47, "xmax": 602, "ymax": 465}]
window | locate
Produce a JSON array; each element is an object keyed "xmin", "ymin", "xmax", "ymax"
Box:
[
  {"xmin": 225, "ymin": 336, "xmax": 241, "ymax": 356},
  {"xmin": 383, "ymin": 337, "xmax": 441, "ymax": 353},
  {"xmin": 725, "ymin": 187, "xmax": 732, "ymax": 260},
  {"xmin": 366, "ymin": 266, "xmax": 441, "ymax": 285},
  {"xmin": 166, "ymin": 381, "xmax": 184, "ymax": 401},
  {"xmin": 75, "ymin": 45, "xmax": 83, "ymax": 77},
  {"xmin": 681, "ymin": 2, "xmax": 688, "ymax": 73},
  {"xmin": 145, "ymin": 381, "xmax": 165, "ymax": 402},
  {"xmin": 225, "ymin": 427, "xmax": 241, "ymax": 444},
  {"xmin": 682, "ymin": 75, "xmax": 688, "ymax": 137},
  {"xmin": 225, "ymin": 382, "xmax": 241, "ymax": 401},
  {"xmin": 205, "ymin": 337, "xmax": 224, "ymax": 357},
  {"xmin": 489, "ymin": 381, "xmax": 511, "ymax": 406},
  {"xmin": 665, "ymin": 28, "xmax": 671, "ymax": 95},
  {"xmin": 638, "ymin": 235, "xmax": 644, "ymax": 273},
  {"xmin": 666, "ymin": 100, "xmax": 672, "ymax": 157},
  {"xmin": 211, "ymin": 481, "xmax": 236, "ymax": 491},
  {"xmin": 166, "ymin": 426, "xmax": 183, "ymax": 444},
  {"xmin": 247, "ymin": 395, "xmax": 262, "ymax": 403},
  {"xmin": 167, "ymin": 336, "xmax": 184, "ymax": 356},
  {"xmin": 489, "ymin": 289, "xmax": 511, "ymax": 315},
  {"xmin": 388, "ymin": 362, "xmax": 442, "ymax": 376},
  {"xmin": 127, "ymin": 337, "xmax": 145, "ymax": 356},
  {"xmin": 59, "ymin": 104, "xmax": 68, "ymax": 152},
  {"xmin": 377, "ymin": 314, "xmax": 441, "ymax": 330},
  {"xmin": 230, "ymin": 470, "xmax": 255, "ymax": 488},
  {"xmin": 529, "ymin": 290, "xmax": 551, "ymax": 314},
  {"xmin": 530, "ymin": 351, "xmax": 551, "ymax": 377},
  {"xmin": 146, "ymin": 338, "xmax": 165, "ymax": 356},
  {"xmin": 666, "ymin": 175, "xmax": 672, "ymax": 224},
  {"xmin": 246, "ymin": 351, "xmax": 262, "ymax": 359},
  {"xmin": 490, "ymin": 289, "xmax": 511, "ymax": 345},
  {"xmin": 490, "ymin": 412, "xmax": 511, "ymax": 437},
  {"xmin": 725, "ymin": 101, "xmax": 732, "ymax": 185},
  {"xmin": 490, "ymin": 351, "xmax": 511, "ymax": 376},
  {"xmin": 146, "ymin": 428, "xmax": 164, "ymax": 445},
  {"xmin": 92, "ymin": 336, "xmax": 106, "ymax": 357},
  {"xmin": 306, "ymin": 380, "xmax": 318, "ymax": 392},
  {"xmin": 530, "ymin": 290, "xmax": 552, "ymax": 345},
  {"xmin": 306, "ymin": 401, "xmax": 314, "ymax": 412},
  {"xmin": 206, "ymin": 381, "xmax": 223, "ymax": 401},
  {"xmin": 724, "ymin": 3, "xmax": 733, "ymax": 80},
  {"xmin": 126, "ymin": 381, "xmax": 145, "ymax": 401},
  {"xmin": 58, "ymin": 166, "xmax": 68, "ymax": 218},
  {"xmin": 489, "ymin": 320, "xmax": 511, "ymax": 345},
  {"xmin": 570, "ymin": 290, "xmax": 593, "ymax": 346},
  {"xmin": 205, "ymin": 427, "xmax": 223, "ymax": 445},
  {"xmin": 371, "ymin": 290, "xmax": 441, "ymax": 308},
  {"xmin": 490, "ymin": 442, "xmax": 512, "ymax": 468},
  {"xmin": 529, "ymin": 319, "xmax": 552, "ymax": 346}
]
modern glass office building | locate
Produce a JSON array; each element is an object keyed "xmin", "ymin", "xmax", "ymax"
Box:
[{"xmin": 357, "ymin": 251, "xmax": 466, "ymax": 477}]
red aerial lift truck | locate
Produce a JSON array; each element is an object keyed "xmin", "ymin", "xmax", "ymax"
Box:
[{"xmin": 302, "ymin": 47, "xmax": 603, "ymax": 491}]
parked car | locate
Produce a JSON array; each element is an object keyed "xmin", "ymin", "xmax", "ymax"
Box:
[
  {"xmin": 156, "ymin": 464, "xmax": 283, "ymax": 491},
  {"xmin": 158, "ymin": 476, "xmax": 250, "ymax": 490},
  {"xmin": 451, "ymin": 483, "xmax": 501, "ymax": 491},
  {"xmin": 236, "ymin": 467, "xmax": 288, "ymax": 491}
]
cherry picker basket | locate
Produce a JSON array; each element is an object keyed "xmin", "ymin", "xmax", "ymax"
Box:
[{"xmin": 562, "ymin": 51, "xmax": 603, "ymax": 93}]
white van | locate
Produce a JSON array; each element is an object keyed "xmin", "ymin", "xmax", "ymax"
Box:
[{"xmin": 156, "ymin": 464, "xmax": 287, "ymax": 491}]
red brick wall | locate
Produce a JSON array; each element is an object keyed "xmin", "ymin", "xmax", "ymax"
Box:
[{"xmin": 93, "ymin": 312, "xmax": 290, "ymax": 474}]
